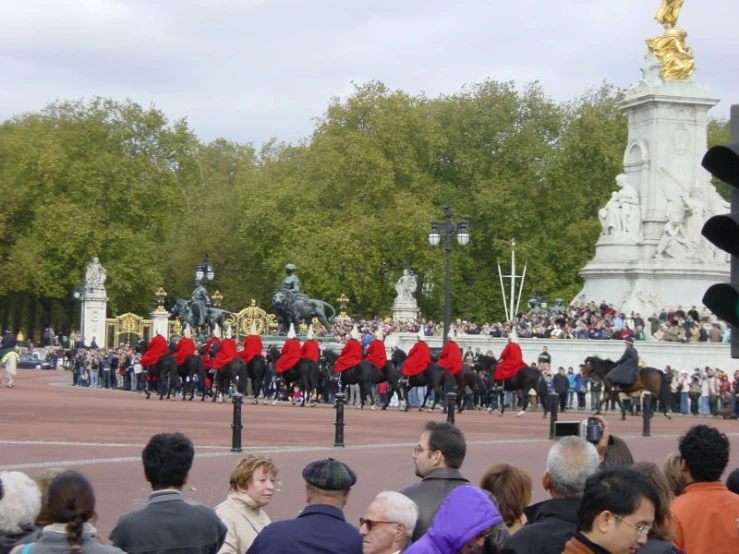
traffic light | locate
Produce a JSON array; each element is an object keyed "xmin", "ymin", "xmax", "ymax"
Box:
[{"xmin": 701, "ymin": 114, "xmax": 739, "ymax": 357}]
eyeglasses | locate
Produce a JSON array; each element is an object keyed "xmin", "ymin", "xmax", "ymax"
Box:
[
  {"xmin": 359, "ymin": 518, "xmax": 398, "ymax": 531},
  {"xmin": 612, "ymin": 514, "xmax": 653, "ymax": 537},
  {"xmin": 413, "ymin": 445, "xmax": 431, "ymax": 455}
]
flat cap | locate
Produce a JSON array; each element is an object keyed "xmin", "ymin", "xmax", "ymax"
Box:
[{"xmin": 302, "ymin": 458, "xmax": 357, "ymax": 490}]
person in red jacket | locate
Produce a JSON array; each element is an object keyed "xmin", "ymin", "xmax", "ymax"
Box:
[
  {"xmin": 275, "ymin": 324, "xmax": 301, "ymax": 373},
  {"xmin": 364, "ymin": 327, "xmax": 387, "ymax": 371},
  {"xmin": 240, "ymin": 323, "xmax": 264, "ymax": 365},
  {"xmin": 300, "ymin": 325, "xmax": 320, "ymax": 363},
  {"xmin": 493, "ymin": 332, "xmax": 527, "ymax": 382},
  {"xmin": 334, "ymin": 325, "xmax": 363, "ymax": 373},
  {"xmin": 212, "ymin": 327, "xmax": 238, "ymax": 370},
  {"xmin": 402, "ymin": 331, "xmax": 431, "ymax": 377},
  {"xmin": 437, "ymin": 331, "xmax": 463, "ymax": 377}
]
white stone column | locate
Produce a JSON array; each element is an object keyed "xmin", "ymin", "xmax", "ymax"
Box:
[
  {"xmin": 81, "ymin": 294, "xmax": 108, "ymax": 348},
  {"xmin": 150, "ymin": 310, "xmax": 170, "ymax": 338}
]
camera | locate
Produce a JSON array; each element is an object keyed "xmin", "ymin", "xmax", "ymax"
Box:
[{"xmin": 553, "ymin": 417, "xmax": 603, "ymax": 444}]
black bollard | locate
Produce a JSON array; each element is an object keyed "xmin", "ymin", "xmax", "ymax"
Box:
[
  {"xmin": 446, "ymin": 392, "xmax": 457, "ymax": 425},
  {"xmin": 549, "ymin": 392, "xmax": 559, "ymax": 440},
  {"xmin": 334, "ymin": 392, "xmax": 346, "ymax": 447},
  {"xmin": 231, "ymin": 393, "xmax": 244, "ymax": 452},
  {"xmin": 642, "ymin": 392, "xmax": 652, "ymax": 437}
]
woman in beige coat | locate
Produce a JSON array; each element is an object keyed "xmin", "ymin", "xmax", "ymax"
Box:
[{"xmin": 216, "ymin": 455, "xmax": 278, "ymax": 554}]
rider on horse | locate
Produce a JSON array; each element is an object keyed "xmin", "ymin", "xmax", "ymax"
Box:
[
  {"xmin": 275, "ymin": 324, "xmax": 301, "ymax": 373},
  {"xmin": 401, "ymin": 331, "xmax": 431, "ymax": 377},
  {"xmin": 240, "ymin": 322, "xmax": 264, "ymax": 365},
  {"xmin": 606, "ymin": 338, "xmax": 639, "ymax": 388},
  {"xmin": 334, "ymin": 325, "xmax": 363, "ymax": 373},
  {"xmin": 493, "ymin": 332, "xmax": 527, "ymax": 384},
  {"xmin": 173, "ymin": 328, "xmax": 196, "ymax": 366},
  {"xmin": 300, "ymin": 325, "xmax": 320, "ymax": 362},
  {"xmin": 437, "ymin": 330, "xmax": 463, "ymax": 377},
  {"xmin": 212, "ymin": 327, "xmax": 238, "ymax": 369},
  {"xmin": 364, "ymin": 327, "xmax": 387, "ymax": 371}
]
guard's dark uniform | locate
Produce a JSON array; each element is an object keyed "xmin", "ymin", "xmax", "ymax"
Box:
[{"xmin": 607, "ymin": 345, "xmax": 639, "ymax": 387}]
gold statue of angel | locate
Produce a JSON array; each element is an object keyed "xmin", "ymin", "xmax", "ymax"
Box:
[{"xmin": 656, "ymin": 0, "xmax": 685, "ymax": 29}]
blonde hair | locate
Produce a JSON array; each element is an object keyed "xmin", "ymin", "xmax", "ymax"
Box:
[
  {"xmin": 33, "ymin": 468, "xmax": 65, "ymax": 527},
  {"xmin": 229, "ymin": 455, "xmax": 278, "ymax": 492},
  {"xmin": 663, "ymin": 451, "xmax": 687, "ymax": 496}
]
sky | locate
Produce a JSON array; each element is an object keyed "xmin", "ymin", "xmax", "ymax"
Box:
[{"xmin": 1, "ymin": 0, "xmax": 737, "ymax": 146}]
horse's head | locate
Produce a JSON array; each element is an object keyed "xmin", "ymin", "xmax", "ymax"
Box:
[
  {"xmin": 391, "ymin": 348, "xmax": 407, "ymax": 365},
  {"xmin": 209, "ymin": 341, "xmax": 220, "ymax": 358},
  {"xmin": 582, "ymin": 357, "xmax": 594, "ymax": 379},
  {"xmin": 265, "ymin": 345, "xmax": 280, "ymax": 362}
]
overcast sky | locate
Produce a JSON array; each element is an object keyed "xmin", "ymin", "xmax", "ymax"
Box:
[{"xmin": 1, "ymin": 0, "xmax": 736, "ymax": 146}]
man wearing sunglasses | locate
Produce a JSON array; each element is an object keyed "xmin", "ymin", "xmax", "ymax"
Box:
[
  {"xmin": 359, "ymin": 491, "xmax": 418, "ymax": 554},
  {"xmin": 562, "ymin": 468, "xmax": 658, "ymax": 554}
]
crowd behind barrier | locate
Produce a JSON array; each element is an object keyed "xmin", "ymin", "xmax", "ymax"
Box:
[{"xmin": 0, "ymin": 421, "xmax": 737, "ymax": 554}]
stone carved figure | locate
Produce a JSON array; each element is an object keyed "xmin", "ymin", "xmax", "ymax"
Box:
[
  {"xmin": 598, "ymin": 174, "xmax": 643, "ymax": 241},
  {"xmin": 394, "ymin": 270, "xmax": 417, "ymax": 303},
  {"xmin": 655, "ymin": 167, "xmax": 719, "ymax": 261},
  {"xmin": 655, "ymin": 0, "xmax": 684, "ymax": 29},
  {"xmin": 84, "ymin": 257, "xmax": 107, "ymax": 290}
]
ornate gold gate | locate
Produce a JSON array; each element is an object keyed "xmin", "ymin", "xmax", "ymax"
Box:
[
  {"xmin": 224, "ymin": 300, "xmax": 278, "ymax": 340},
  {"xmin": 105, "ymin": 313, "xmax": 152, "ymax": 348}
]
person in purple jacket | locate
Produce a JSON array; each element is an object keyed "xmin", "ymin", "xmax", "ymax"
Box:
[{"xmin": 404, "ymin": 486, "xmax": 503, "ymax": 554}]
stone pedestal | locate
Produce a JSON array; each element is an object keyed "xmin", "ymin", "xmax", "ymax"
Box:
[
  {"xmin": 81, "ymin": 291, "xmax": 108, "ymax": 348},
  {"xmin": 150, "ymin": 310, "xmax": 170, "ymax": 338},
  {"xmin": 577, "ymin": 53, "xmax": 729, "ymax": 316},
  {"xmin": 392, "ymin": 302, "xmax": 420, "ymax": 322}
]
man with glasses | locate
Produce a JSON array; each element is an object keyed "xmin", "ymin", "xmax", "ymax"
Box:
[
  {"xmin": 400, "ymin": 421, "xmax": 509, "ymax": 548},
  {"xmin": 246, "ymin": 458, "xmax": 362, "ymax": 554},
  {"xmin": 359, "ymin": 491, "xmax": 418, "ymax": 554},
  {"xmin": 561, "ymin": 467, "xmax": 658, "ymax": 554}
]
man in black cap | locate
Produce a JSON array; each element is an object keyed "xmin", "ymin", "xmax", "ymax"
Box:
[
  {"xmin": 606, "ymin": 338, "xmax": 639, "ymax": 389},
  {"xmin": 246, "ymin": 458, "xmax": 362, "ymax": 554}
]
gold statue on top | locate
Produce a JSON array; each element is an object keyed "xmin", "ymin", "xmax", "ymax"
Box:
[
  {"xmin": 655, "ymin": 0, "xmax": 684, "ymax": 29},
  {"xmin": 647, "ymin": 0, "xmax": 693, "ymax": 80}
]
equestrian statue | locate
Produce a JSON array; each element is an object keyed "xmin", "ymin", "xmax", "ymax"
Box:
[{"xmin": 271, "ymin": 264, "xmax": 335, "ymax": 335}]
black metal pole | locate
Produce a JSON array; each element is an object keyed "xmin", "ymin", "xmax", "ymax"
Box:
[
  {"xmin": 446, "ymin": 392, "xmax": 457, "ymax": 424},
  {"xmin": 334, "ymin": 392, "xmax": 346, "ymax": 447},
  {"xmin": 549, "ymin": 392, "xmax": 559, "ymax": 440},
  {"xmin": 231, "ymin": 393, "xmax": 243, "ymax": 452},
  {"xmin": 443, "ymin": 232, "xmax": 452, "ymax": 346},
  {"xmin": 642, "ymin": 392, "xmax": 652, "ymax": 437}
]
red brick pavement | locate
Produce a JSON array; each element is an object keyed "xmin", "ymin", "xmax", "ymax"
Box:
[{"xmin": 1, "ymin": 370, "xmax": 737, "ymax": 541}]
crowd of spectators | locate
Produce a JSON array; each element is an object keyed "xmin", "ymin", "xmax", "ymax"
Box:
[
  {"xmin": 318, "ymin": 301, "xmax": 730, "ymax": 345},
  {"xmin": 0, "ymin": 422, "xmax": 737, "ymax": 554}
]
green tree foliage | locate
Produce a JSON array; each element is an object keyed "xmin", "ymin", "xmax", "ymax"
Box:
[
  {"xmin": 11, "ymin": 80, "xmax": 724, "ymax": 334},
  {"xmin": 0, "ymin": 98, "xmax": 199, "ymax": 324}
]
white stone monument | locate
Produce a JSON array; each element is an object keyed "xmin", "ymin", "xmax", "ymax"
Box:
[
  {"xmin": 81, "ymin": 257, "xmax": 109, "ymax": 347},
  {"xmin": 577, "ymin": 5, "xmax": 728, "ymax": 317},
  {"xmin": 392, "ymin": 269, "xmax": 421, "ymax": 322}
]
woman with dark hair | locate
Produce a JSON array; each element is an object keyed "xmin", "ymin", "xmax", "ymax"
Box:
[
  {"xmin": 631, "ymin": 462, "xmax": 682, "ymax": 554},
  {"xmin": 10, "ymin": 471, "xmax": 124, "ymax": 554}
]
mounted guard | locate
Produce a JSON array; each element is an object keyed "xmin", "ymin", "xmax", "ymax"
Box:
[
  {"xmin": 300, "ymin": 325, "xmax": 321, "ymax": 363},
  {"xmin": 493, "ymin": 332, "xmax": 527, "ymax": 383},
  {"xmin": 334, "ymin": 325, "xmax": 363, "ymax": 374},
  {"xmin": 275, "ymin": 324, "xmax": 301, "ymax": 374},
  {"xmin": 364, "ymin": 327, "xmax": 388, "ymax": 371},
  {"xmin": 606, "ymin": 338, "xmax": 640, "ymax": 389},
  {"xmin": 437, "ymin": 330, "xmax": 463, "ymax": 377}
]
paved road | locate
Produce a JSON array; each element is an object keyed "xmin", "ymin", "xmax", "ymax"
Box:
[{"xmin": 2, "ymin": 369, "xmax": 737, "ymax": 541}]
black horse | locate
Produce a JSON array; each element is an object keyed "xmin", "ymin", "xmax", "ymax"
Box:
[
  {"xmin": 477, "ymin": 356, "xmax": 548, "ymax": 417},
  {"xmin": 321, "ymin": 350, "xmax": 399, "ymax": 410},
  {"xmin": 246, "ymin": 355, "xmax": 269, "ymax": 404},
  {"xmin": 144, "ymin": 354, "xmax": 177, "ymax": 400},
  {"xmin": 265, "ymin": 345, "xmax": 320, "ymax": 407},
  {"xmin": 208, "ymin": 342, "xmax": 248, "ymax": 403},
  {"xmin": 582, "ymin": 356, "xmax": 672, "ymax": 421},
  {"xmin": 392, "ymin": 349, "xmax": 449, "ymax": 412},
  {"xmin": 169, "ymin": 355, "xmax": 206, "ymax": 401}
]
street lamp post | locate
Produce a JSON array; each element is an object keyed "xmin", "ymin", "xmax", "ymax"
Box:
[
  {"xmin": 428, "ymin": 206, "xmax": 469, "ymax": 344},
  {"xmin": 195, "ymin": 254, "xmax": 215, "ymax": 283}
]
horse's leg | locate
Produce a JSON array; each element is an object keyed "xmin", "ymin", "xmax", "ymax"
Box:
[
  {"xmin": 517, "ymin": 390, "xmax": 529, "ymax": 418},
  {"xmin": 499, "ymin": 388, "xmax": 506, "ymax": 416},
  {"xmin": 420, "ymin": 386, "xmax": 431, "ymax": 411},
  {"xmin": 615, "ymin": 395, "xmax": 626, "ymax": 421}
]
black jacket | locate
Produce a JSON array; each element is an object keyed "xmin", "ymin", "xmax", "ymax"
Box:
[
  {"xmin": 499, "ymin": 497, "xmax": 580, "ymax": 554},
  {"xmin": 552, "ymin": 374, "xmax": 569, "ymax": 395}
]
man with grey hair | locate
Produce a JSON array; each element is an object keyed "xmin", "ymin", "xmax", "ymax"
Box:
[
  {"xmin": 359, "ymin": 491, "xmax": 418, "ymax": 554},
  {"xmin": 499, "ymin": 436, "xmax": 600, "ymax": 554}
]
